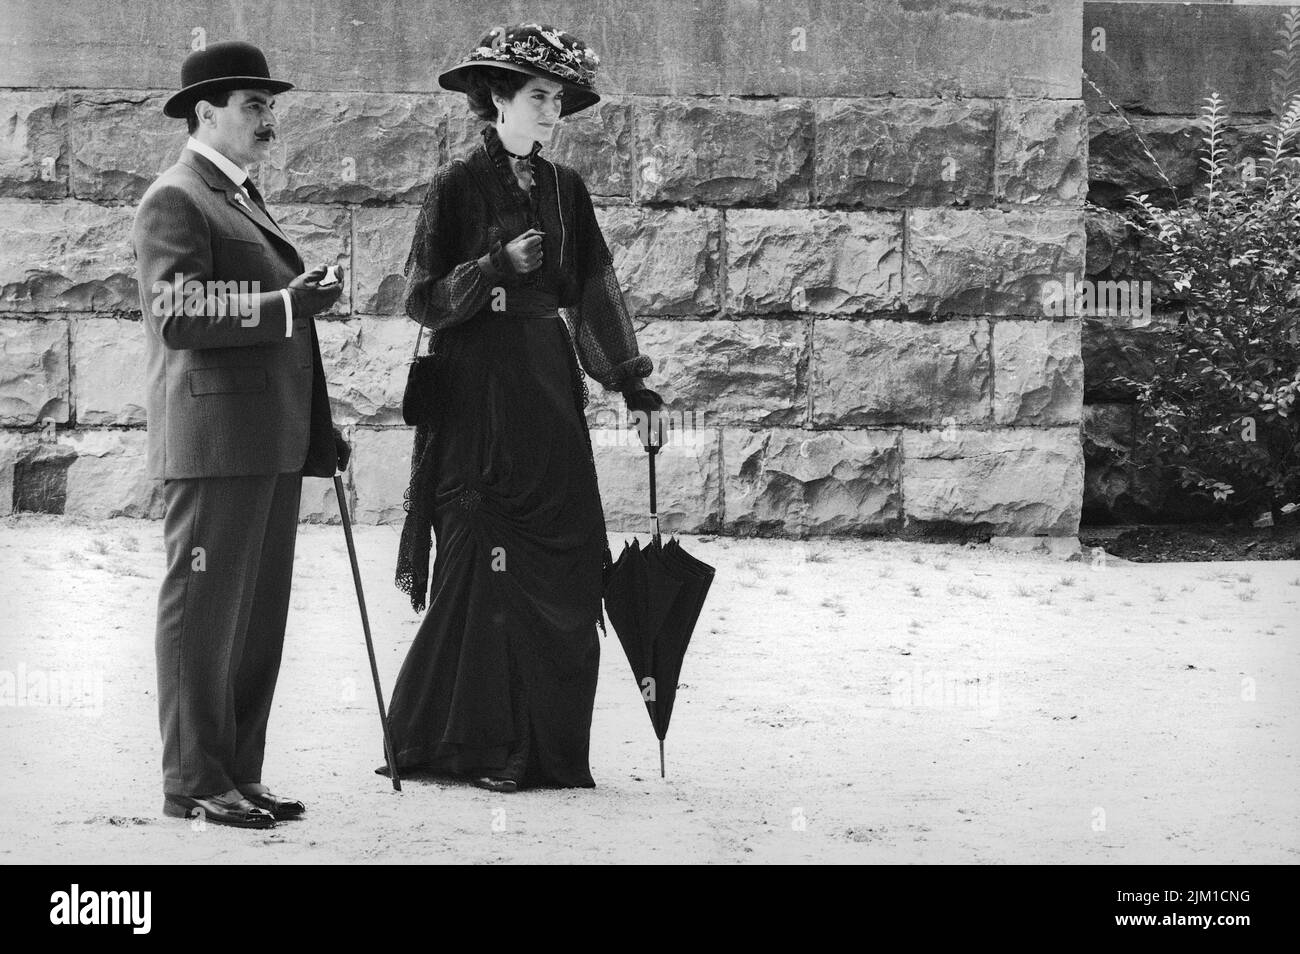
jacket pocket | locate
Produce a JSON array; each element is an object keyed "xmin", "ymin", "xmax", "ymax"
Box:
[
  {"xmin": 214, "ymin": 235, "xmax": 264, "ymax": 253},
  {"xmin": 188, "ymin": 366, "xmax": 267, "ymax": 395}
]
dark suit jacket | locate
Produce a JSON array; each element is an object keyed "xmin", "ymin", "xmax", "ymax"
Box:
[{"xmin": 133, "ymin": 147, "xmax": 337, "ymax": 479}]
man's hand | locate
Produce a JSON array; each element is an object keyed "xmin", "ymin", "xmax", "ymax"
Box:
[
  {"xmin": 288, "ymin": 264, "xmax": 345, "ymax": 316},
  {"xmin": 333, "ymin": 427, "xmax": 351, "ymax": 472}
]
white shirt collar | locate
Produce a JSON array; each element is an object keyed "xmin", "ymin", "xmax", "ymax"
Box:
[{"xmin": 185, "ymin": 136, "xmax": 249, "ymax": 188}]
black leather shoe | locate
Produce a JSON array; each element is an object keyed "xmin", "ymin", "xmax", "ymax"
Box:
[
  {"xmin": 163, "ymin": 793, "xmax": 276, "ymax": 828},
  {"xmin": 237, "ymin": 787, "xmax": 305, "ymax": 819},
  {"xmin": 472, "ymin": 776, "xmax": 518, "ymax": 793}
]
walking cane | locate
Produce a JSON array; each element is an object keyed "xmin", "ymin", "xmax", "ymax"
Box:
[{"xmin": 334, "ymin": 475, "xmax": 402, "ymax": 791}]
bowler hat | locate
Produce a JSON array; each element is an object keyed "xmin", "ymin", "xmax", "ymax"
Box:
[
  {"xmin": 164, "ymin": 40, "xmax": 294, "ymax": 119},
  {"xmin": 437, "ymin": 23, "xmax": 601, "ymax": 118}
]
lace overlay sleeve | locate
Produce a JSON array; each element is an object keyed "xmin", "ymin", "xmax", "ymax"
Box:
[
  {"xmin": 403, "ymin": 162, "xmax": 512, "ymax": 333},
  {"xmin": 563, "ymin": 172, "xmax": 653, "ymax": 392}
]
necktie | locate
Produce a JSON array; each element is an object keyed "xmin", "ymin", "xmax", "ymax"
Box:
[{"xmin": 242, "ymin": 177, "xmax": 269, "ymax": 216}]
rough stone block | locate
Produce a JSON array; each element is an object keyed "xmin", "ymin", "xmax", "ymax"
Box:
[
  {"xmin": 0, "ymin": 91, "xmax": 68, "ymax": 199},
  {"xmin": 352, "ymin": 206, "xmax": 420, "ymax": 316},
  {"xmin": 69, "ymin": 90, "xmax": 178, "ymax": 202},
  {"xmin": 995, "ymin": 100, "xmax": 1087, "ymax": 204},
  {"xmin": 811, "ymin": 318, "xmax": 990, "ymax": 426},
  {"xmin": 348, "ymin": 426, "xmax": 414, "ymax": 524},
  {"xmin": 258, "ymin": 92, "xmax": 442, "ymax": 204},
  {"xmin": 633, "ymin": 98, "xmax": 813, "ymax": 205},
  {"xmin": 722, "ymin": 427, "xmax": 902, "ymax": 536},
  {"xmin": 727, "ymin": 209, "xmax": 903, "ymax": 314},
  {"xmin": 596, "ymin": 207, "xmax": 720, "ymax": 316},
  {"xmin": 317, "ymin": 317, "xmax": 410, "ymax": 426},
  {"xmin": 586, "ymin": 317, "xmax": 805, "ymax": 430},
  {"xmin": 592, "ymin": 424, "xmax": 721, "ymax": 534},
  {"xmin": 902, "ymin": 426, "xmax": 1082, "ymax": 534},
  {"xmin": 62, "ymin": 428, "xmax": 164, "ymax": 518},
  {"xmin": 0, "ymin": 201, "xmax": 137, "ymax": 313},
  {"xmin": 70, "ymin": 315, "xmax": 147, "ymax": 425},
  {"xmin": 992, "ymin": 319, "xmax": 1083, "ymax": 425},
  {"xmin": 904, "ymin": 208, "xmax": 1086, "ymax": 316},
  {"xmin": 0, "ymin": 317, "xmax": 70, "ymax": 425},
  {"xmin": 815, "ymin": 98, "xmax": 995, "ymax": 208}
]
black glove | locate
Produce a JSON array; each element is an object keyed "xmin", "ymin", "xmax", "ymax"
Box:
[
  {"xmin": 623, "ymin": 387, "xmax": 664, "ymax": 414},
  {"xmin": 333, "ymin": 427, "xmax": 351, "ymax": 472}
]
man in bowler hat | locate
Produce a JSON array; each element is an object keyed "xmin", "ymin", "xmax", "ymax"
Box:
[{"xmin": 134, "ymin": 40, "xmax": 348, "ymax": 828}]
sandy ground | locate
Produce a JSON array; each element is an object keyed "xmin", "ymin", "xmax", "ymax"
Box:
[{"xmin": 1, "ymin": 513, "xmax": 1297, "ymax": 864}]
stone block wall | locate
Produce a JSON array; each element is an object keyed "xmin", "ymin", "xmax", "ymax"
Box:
[
  {"xmin": 1083, "ymin": 0, "xmax": 1294, "ymax": 522},
  {"xmin": 0, "ymin": 0, "xmax": 1085, "ymax": 537}
]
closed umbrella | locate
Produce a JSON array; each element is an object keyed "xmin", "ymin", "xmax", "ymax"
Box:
[{"xmin": 602, "ymin": 416, "xmax": 716, "ymax": 777}]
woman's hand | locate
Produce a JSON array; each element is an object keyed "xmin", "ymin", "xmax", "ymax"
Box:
[
  {"xmin": 623, "ymin": 387, "xmax": 664, "ymax": 414},
  {"xmin": 504, "ymin": 228, "xmax": 545, "ymax": 273}
]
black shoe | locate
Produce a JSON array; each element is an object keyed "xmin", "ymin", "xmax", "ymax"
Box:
[
  {"xmin": 238, "ymin": 787, "xmax": 305, "ymax": 820},
  {"xmin": 163, "ymin": 793, "xmax": 276, "ymax": 829},
  {"xmin": 472, "ymin": 776, "xmax": 519, "ymax": 793}
]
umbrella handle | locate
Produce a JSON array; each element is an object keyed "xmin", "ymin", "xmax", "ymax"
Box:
[
  {"xmin": 636, "ymin": 409, "xmax": 665, "ymax": 547},
  {"xmin": 647, "ymin": 443, "xmax": 661, "ymax": 547},
  {"xmin": 334, "ymin": 475, "xmax": 402, "ymax": 792}
]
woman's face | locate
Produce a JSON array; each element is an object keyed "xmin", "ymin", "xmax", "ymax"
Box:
[{"xmin": 497, "ymin": 77, "xmax": 564, "ymax": 143}]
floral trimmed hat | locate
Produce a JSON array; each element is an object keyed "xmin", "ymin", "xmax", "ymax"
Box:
[{"xmin": 437, "ymin": 22, "xmax": 602, "ymax": 117}]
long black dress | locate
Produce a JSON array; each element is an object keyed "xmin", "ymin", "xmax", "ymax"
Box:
[{"xmin": 388, "ymin": 124, "xmax": 653, "ymax": 788}]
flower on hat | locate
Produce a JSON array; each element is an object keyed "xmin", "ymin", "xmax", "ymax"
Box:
[{"xmin": 461, "ymin": 22, "xmax": 599, "ymax": 86}]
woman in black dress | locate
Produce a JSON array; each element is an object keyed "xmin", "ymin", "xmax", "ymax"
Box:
[{"xmin": 387, "ymin": 23, "xmax": 663, "ymax": 791}]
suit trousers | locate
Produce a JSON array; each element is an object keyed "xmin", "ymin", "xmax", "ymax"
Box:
[{"xmin": 155, "ymin": 471, "xmax": 303, "ymax": 796}]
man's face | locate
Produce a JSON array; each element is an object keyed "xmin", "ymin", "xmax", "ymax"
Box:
[{"xmin": 194, "ymin": 88, "xmax": 277, "ymax": 168}]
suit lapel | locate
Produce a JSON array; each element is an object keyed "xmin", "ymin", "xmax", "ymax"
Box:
[
  {"xmin": 226, "ymin": 187, "xmax": 293, "ymax": 245},
  {"xmin": 181, "ymin": 149, "xmax": 299, "ymax": 266}
]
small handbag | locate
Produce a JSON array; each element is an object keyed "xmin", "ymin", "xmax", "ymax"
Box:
[{"xmin": 401, "ymin": 320, "xmax": 441, "ymax": 426}]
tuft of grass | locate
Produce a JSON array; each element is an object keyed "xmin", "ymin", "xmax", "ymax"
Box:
[{"xmin": 109, "ymin": 564, "xmax": 150, "ymax": 579}]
